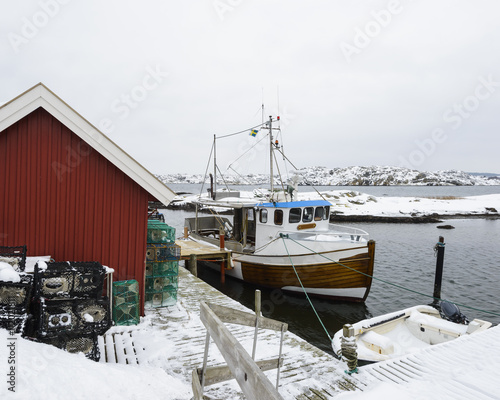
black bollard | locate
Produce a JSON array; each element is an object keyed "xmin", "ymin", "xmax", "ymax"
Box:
[{"xmin": 432, "ymin": 236, "xmax": 445, "ymax": 306}]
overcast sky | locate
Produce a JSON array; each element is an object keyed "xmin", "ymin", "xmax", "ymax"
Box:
[{"xmin": 2, "ymin": 0, "xmax": 500, "ymax": 176}]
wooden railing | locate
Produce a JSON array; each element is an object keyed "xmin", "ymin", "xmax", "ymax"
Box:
[{"xmin": 192, "ymin": 291, "xmax": 288, "ymax": 400}]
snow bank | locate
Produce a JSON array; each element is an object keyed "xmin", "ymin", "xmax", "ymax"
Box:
[
  {"xmin": 0, "ymin": 262, "xmax": 20, "ymax": 283},
  {"xmin": 172, "ymin": 189, "xmax": 500, "ymax": 219},
  {"xmin": 322, "ymin": 191, "xmax": 500, "ymax": 218},
  {"xmin": 0, "ymin": 329, "xmax": 191, "ymax": 400}
]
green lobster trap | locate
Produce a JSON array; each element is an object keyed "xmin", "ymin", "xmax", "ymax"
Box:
[
  {"xmin": 145, "ymin": 288, "xmax": 178, "ymax": 308},
  {"xmin": 112, "ymin": 280, "xmax": 140, "ymax": 326},
  {"xmin": 145, "ymin": 220, "xmax": 180, "ymax": 309},
  {"xmin": 145, "ymin": 261, "xmax": 179, "ymax": 277},
  {"xmin": 147, "ymin": 221, "xmax": 176, "ymax": 244}
]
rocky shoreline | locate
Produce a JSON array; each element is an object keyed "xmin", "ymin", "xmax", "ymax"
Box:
[
  {"xmin": 166, "ymin": 202, "xmax": 499, "ymax": 222},
  {"xmin": 330, "ymin": 213, "xmax": 500, "ymax": 223}
]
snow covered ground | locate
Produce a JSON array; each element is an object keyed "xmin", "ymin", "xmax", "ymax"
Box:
[
  {"xmin": 0, "ymin": 327, "xmax": 192, "ymax": 399},
  {"xmin": 0, "ymin": 266, "xmax": 350, "ymax": 400},
  {"xmin": 1, "ymin": 267, "xmax": 499, "ymax": 399}
]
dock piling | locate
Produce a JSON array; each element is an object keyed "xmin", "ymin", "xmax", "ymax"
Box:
[
  {"xmin": 189, "ymin": 254, "xmax": 198, "ymax": 277},
  {"xmin": 341, "ymin": 324, "xmax": 358, "ymax": 375}
]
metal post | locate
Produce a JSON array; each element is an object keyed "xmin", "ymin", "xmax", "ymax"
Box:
[
  {"xmin": 219, "ymin": 227, "xmax": 225, "ymax": 284},
  {"xmin": 195, "ymin": 203, "xmax": 199, "ymax": 233},
  {"xmin": 276, "ymin": 325, "xmax": 285, "ymax": 390},
  {"xmin": 432, "ymin": 236, "xmax": 445, "ymax": 305},
  {"xmin": 200, "ymin": 331, "xmax": 211, "ymax": 394}
]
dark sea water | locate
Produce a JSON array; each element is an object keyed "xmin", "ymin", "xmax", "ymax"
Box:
[{"xmin": 161, "ymin": 184, "xmax": 500, "ymax": 356}]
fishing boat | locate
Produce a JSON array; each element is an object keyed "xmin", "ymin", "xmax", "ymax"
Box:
[
  {"xmin": 331, "ymin": 302, "xmax": 492, "ymax": 362},
  {"xmin": 184, "ymin": 116, "xmax": 376, "ymax": 302}
]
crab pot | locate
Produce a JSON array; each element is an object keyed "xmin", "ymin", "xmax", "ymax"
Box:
[
  {"xmin": 34, "ymin": 262, "xmax": 106, "ymax": 299},
  {"xmin": 0, "ymin": 245, "xmax": 27, "ymax": 271},
  {"xmin": 145, "ymin": 243, "xmax": 181, "ymax": 262},
  {"xmin": 112, "ymin": 280, "xmax": 140, "ymax": 326},
  {"xmin": 33, "ymin": 297, "xmax": 111, "ymax": 338},
  {"xmin": 147, "ymin": 221, "xmax": 176, "ymax": 244},
  {"xmin": 42, "ymin": 332, "xmax": 100, "ymax": 362}
]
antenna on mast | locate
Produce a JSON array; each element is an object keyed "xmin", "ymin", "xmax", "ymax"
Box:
[{"xmin": 261, "ymin": 87, "xmax": 265, "ymax": 125}]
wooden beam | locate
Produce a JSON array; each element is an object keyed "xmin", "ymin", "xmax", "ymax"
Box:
[
  {"xmin": 194, "ymin": 357, "xmax": 283, "ymax": 387},
  {"xmin": 199, "ymin": 302, "xmax": 285, "ymax": 400},
  {"xmin": 206, "ymin": 302, "xmax": 288, "ymax": 332},
  {"xmin": 192, "ymin": 369, "xmax": 203, "ymax": 400}
]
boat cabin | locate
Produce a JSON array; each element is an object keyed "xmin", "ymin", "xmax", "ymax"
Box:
[{"xmin": 185, "ymin": 197, "xmax": 333, "ymax": 253}]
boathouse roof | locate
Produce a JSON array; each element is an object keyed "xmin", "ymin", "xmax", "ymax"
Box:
[{"xmin": 0, "ymin": 82, "xmax": 176, "ymax": 205}]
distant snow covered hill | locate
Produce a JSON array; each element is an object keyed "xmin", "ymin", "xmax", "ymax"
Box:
[{"xmin": 157, "ymin": 166, "xmax": 500, "ymax": 186}]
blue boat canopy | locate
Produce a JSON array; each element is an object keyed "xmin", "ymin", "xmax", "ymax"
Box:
[{"xmin": 258, "ymin": 200, "xmax": 331, "ymax": 208}]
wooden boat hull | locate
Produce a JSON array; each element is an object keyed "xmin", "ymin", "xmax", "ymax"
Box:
[{"xmin": 225, "ymin": 240, "xmax": 375, "ymax": 302}]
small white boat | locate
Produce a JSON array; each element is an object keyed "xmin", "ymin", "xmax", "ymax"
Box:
[{"xmin": 332, "ymin": 302, "xmax": 492, "ymax": 362}]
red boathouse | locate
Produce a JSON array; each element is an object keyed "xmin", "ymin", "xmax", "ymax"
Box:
[{"xmin": 0, "ymin": 83, "xmax": 176, "ymax": 314}]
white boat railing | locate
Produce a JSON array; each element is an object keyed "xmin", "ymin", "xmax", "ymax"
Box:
[{"xmin": 277, "ymin": 224, "xmax": 369, "ymax": 243}]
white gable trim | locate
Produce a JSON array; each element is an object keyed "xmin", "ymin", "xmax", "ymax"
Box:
[{"xmin": 0, "ymin": 83, "xmax": 176, "ymax": 205}]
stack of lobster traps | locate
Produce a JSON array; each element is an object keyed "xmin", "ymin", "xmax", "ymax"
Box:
[
  {"xmin": 0, "ymin": 246, "xmax": 33, "ymax": 336},
  {"xmin": 26, "ymin": 261, "xmax": 111, "ymax": 361}
]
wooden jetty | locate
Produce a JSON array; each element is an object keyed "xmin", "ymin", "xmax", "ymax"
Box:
[
  {"xmin": 101, "ymin": 265, "xmax": 364, "ymax": 399},
  {"xmin": 176, "ymin": 237, "xmax": 231, "ymax": 281},
  {"xmin": 99, "ymin": 261, "xmax": 500, "ymax": 399},
  {"xmin": 176, "ymin": 238, "xmax": 230, "ymax": 262}
]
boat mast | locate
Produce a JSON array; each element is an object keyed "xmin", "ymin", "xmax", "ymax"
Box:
[
  {"xmin": 269, "ymin": 115, "xmax": 274, "ymax": 193},
  {"xmin": 213, "ymin": 134, "xmax": 217, "ymax": 198}
]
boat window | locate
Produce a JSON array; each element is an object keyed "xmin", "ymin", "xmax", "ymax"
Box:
[
  {"xmin": 248, "ymin": 208, "xmax": 254, "ymax": 221},
  {"xmin": 314, "ymin": 207, "xmax": 324, "ymax": 221},
  {"xmin": 324, "ymin": 206, "xmax": 330, "ymax": 220},
  {"xmin": 302, "ymin": 207, "xmax": 313, "ymax": 223},
  {"xmin": 289, "ymin": 208, "xmax": 301, "ymax": 223},
  {"xmin": 259, "ymin": 209, "xmax": 268, "ymax": 223},
  {"xmin": 274, "ymin": 209, "xmax": 283, "ymax": 225}
]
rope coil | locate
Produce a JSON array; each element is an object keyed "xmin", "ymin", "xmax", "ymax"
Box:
[{"xmin": 340, "ymin": 336, "xmax": 358, "ymax": 374}]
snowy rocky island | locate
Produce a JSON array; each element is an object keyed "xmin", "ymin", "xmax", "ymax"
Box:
[
  {"xmin": 162, "ymin": 166, "xmax": 500, "ymax": 222},
  {"xmin": 157, "ymin": 166, "xmax": 500, "ymax": 186},
  {"xmin": 168, "ymin": 188, "xmax": 500, "ymax": 222}
]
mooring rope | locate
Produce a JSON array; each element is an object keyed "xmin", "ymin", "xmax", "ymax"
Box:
[
  {"xmin": 281, "ymin": 235, "xmax": 500, "ymax": 318},
  {"xmin": 281, "ymin": 237, "xmax": 333, "ymax": 341}
]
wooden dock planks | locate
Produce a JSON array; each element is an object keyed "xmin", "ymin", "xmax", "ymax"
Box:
[
  {"xmin": 176, "ymin": 238, "xmax": 229, "ymax": 261},
  {"xmin": 99, "ymin": 331, "xmax": 142, "ymax": 365},
  {"xmin": 150, "ymin": 267, "xmax": 365, "ymax": 399}
]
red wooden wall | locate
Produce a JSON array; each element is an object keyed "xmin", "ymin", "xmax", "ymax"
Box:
[{"xmin": 0, "ymin": 107, "xmax": 151, "ymax": 314}]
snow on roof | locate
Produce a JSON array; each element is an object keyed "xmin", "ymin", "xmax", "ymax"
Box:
[{"xmin": 0, "ymin": 83, "xmax": 176, "ymax": 206}]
